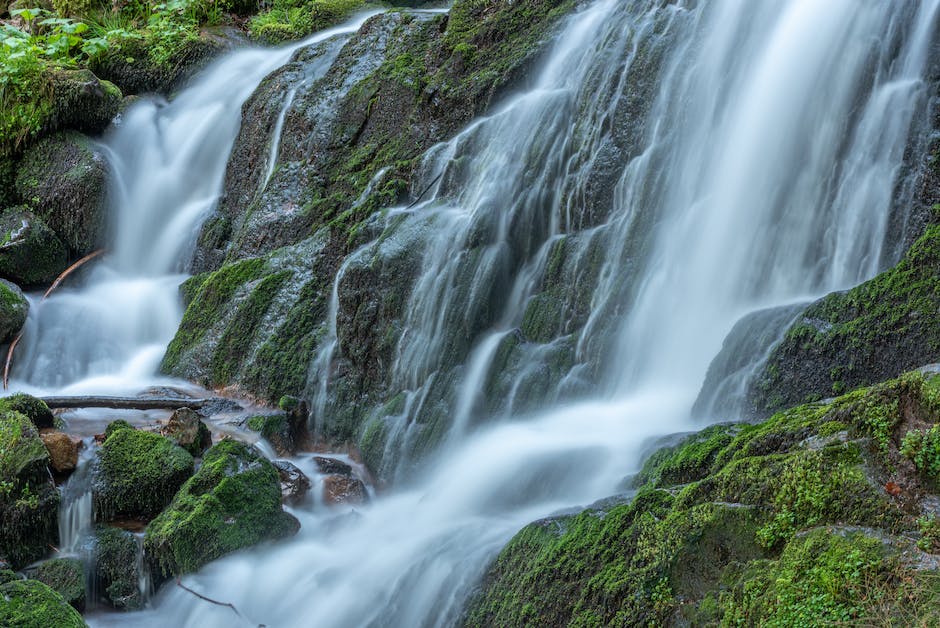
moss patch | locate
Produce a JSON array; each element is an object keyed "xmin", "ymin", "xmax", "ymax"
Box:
[
  {"xmin": 29, "ymin": 558, "xmax": 85, "ymax": 612},
  {"xmin": 0, "ymin": 579, "xmax": 87, "ymax": 628}
]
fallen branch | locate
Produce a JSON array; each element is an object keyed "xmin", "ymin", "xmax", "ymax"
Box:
[
  {"xmin": 406, "ymin": 171, "xmax": 444, "ymax": 210},
  {"xmin": 40, "ymin": 396, "xmax": 215, "ymax": 410},
  {"xmin": 176, "ymin": 577, "xmax": 242, "ymax": 618},
  {"xmin": 4, "ymin": 249, "xmax": 107, "ymax": 389}
]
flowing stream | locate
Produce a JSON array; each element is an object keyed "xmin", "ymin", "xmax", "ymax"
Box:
[{"xmin": 9, "ymin": 0, "xmax": 938, "ymax": 626}]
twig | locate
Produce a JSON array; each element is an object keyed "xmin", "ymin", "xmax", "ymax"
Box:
[
  {"xmin": 3, "ymin": 249, "xmax": 106, "ymax": 389},
  {"xmin": 176, "ymin": 577, "xmax": 243, "ymax": 618},
  {"xmin": 406, "ymin": 171, "xmax": 444, "ymax": 210}
]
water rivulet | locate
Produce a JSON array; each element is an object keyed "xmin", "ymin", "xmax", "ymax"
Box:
[{"xmin": 14, "ymin": 0, "xmax": 939, "ymax": 625}]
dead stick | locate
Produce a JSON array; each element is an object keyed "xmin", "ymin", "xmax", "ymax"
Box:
[
  {"xmin": 4, "ymin": 249, "xmax": 106, "ymax": 390},
  {"xmin": 176, "ymin": 577, "xmax": 243, "ymax": 618},
  {"xmin": 40, "ymin": 396, "xmax": 213, "ymax": 410}
]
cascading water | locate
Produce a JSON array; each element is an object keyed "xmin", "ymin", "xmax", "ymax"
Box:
[
  {"xmin": 76, "ymin": 0, "xmax": 937, "ymax": 626},
  {"xmin": 9, "ymin": 15, "xmax": 378, "ymax": 395}
]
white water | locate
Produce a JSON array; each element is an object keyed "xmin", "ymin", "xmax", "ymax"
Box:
[
  {"xmin": 78, "ymin": 0, "xmax": 937, "ymax": 626},
  {"xmin": 9, "ymin": 14, "xmax": 380, "ymax": 395},
  {"xmin": 2, "ymin": 0, "xmax": 929, "ymax": 624}
]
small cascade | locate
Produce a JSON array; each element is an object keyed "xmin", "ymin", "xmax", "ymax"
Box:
[{"xmin": 57, "ymin": 439, "xmax": 96, "ymax": 556}]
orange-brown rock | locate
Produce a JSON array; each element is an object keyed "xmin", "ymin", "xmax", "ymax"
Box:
[{"xmin": 40, "ymin": 432, "xmax": 78, "ymax": 473}]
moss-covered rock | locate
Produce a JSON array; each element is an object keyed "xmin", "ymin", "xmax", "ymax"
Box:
[
  {"xmin": 0, "ymin": 410, "xmax": 59, "ymax": 569},
  {"xmin": 0, "ymin": 206, "xmax": 69, "ymax": 287},
  {"xmin": 750, "ymin": 225, "xmax": 940, "ymax": 416},
  {"xmin": 28, "ymin": 558, "xmax": 85, "ymax": 612},
  {"xmin": 161, "ymin": 408, "xmax": 212, "ymax": 457},
  {"xmin": 144, "ymin": 439, "xmax": 300, "ymax": 578},
  {"xmin": 93, "ymin": 422, "xmax": 195, "ymax": 521},
  {"xmin": 0, "ymin": 280, "xmax": 28, "ymax": 344},
  {"xmin": 1, "ymin": 393, "xmax": 55, "ymax": 430},
  {"xmin": 93, "ymin": 525, "xmax": 145, "ymax": 610},
  {"xmin": 465, "ymin": 372, "xmax": 940, "ymax": 626},
  {"xmin": 0, "ymin": 578, "xmax": 87, "ymax": 627},
  {"xmin": 15, "ymin": 131, "xmax": 109, "ymax": 255},
  {"xmin": 246, "ymin": 413, "xmax": 297, "ymax": 457}
]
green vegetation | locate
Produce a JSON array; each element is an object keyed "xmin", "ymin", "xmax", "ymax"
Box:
[
  {"xmin": 0, "ymin": 578, "xmax": 87, "ymax": 627},
  {"xmin": 144, "ymin": 439, "xmax": 299, "ymax": 577},
  {"xmin": 94, "ymin": 525, "xmax": 146, "ymax": 609},
  {"xmin": 30, "ymin": 558, "xmax": 85, "ymax": 611},
  {"xmin": 249, "ymin": 0, "xmax": 373, "ymax": 44},
  {"xmin": 465, "ymin": 371, "xmax": 940, "ymax": 626},
  {"xmin": 93, "ymin": 421, "xmax": 195, "ymax": 520}
]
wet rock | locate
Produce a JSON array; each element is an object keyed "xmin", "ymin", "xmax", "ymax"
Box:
[
  {"xmin": 0, "ymin": 206, "xmax": 69, "ymax": 287},
  {"xmin": 273, "ymin": 459, "xmax": 311, "ymax": 506},
  {"xmin": 144, "ymin": 439, "xmax": 300, "ymax": 578},
  {"xmin": 28, "ymin": 557, "xmax": 86, "ymax": 612},
  {"xmin": 15, "ymin": 131, "xmax": 109, "ymax": 255},
  {"xmin": 323, "ymin": 474, "xmax": 368, "ymax": 505},
  {"xmin": 0, "ymin": 410, "xmax": 59, "ymax": 569},
  {"xmin": 313, "ymin": 456, "xmax": 353, "ymax": 476},
  {"xmin": 0, "ymin": 578, "xmax": 86, "ymax": 627},
  {"xmin": 93, "ymin": 525, "xmax": 145, "ymax": 610},
  {"xmin": 0, "ymin": 279, "xmax": 28, "ymax": 344},
  {"xmin": 43, "ymin": 68, "xmax": 122, "ymax": 138},
  {"xmin": 246, "ymin": 410, "xmax": 306, "ymax": 457},
  {"xmin": 93, "ymin": 420, "xmax": 195, "ymax": 521},
  {"xmin": 40, "ymin": 432, "xmax": 79, "ymax": 473},
  {"xmin": 161, "ymin": 407, "xmax": 212, "ymax": 457}
]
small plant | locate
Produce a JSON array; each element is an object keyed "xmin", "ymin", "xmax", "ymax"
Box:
[
  {"xmin": 918, "ymin": 514, "xmax": 940, "ymax": 553},
  {"xmin": 901, "ymin": 425, "xmax": 940, "ymax": 482}
]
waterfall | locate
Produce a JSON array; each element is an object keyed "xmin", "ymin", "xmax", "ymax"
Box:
[
  {"xmin": 75, "ymin": 0, "xmax": 938, "ymax": 626},
  {"xmin": 8, "ymin": 14, "xmax": 380, "ymax": 394}
]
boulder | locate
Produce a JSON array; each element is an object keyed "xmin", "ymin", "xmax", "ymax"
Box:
[
  {"xmin": 313, "ymin": 456, "xmax": 353, "ymax": 476},
  {"xmin": 28, "ymin": 557, "xmax": 85, "ymax": 612},
  {"xmin": 93, "ymin": 526, "xmax": 144, "ymax": 610},
  {"xmin": 93, "ymin": 421, "xmax": 194, "ymax": 521},
  {"xmin": 0, "ymin": 410, "xmax": 59, "ymax": 569},
  {"xmin": 322, "ymin": 474, "xmax": 368, "ymax": 505},
  {"xmin": 15, "ymin": 131, "xmax": 109, "ymax": 255},
  {"xmin": 245, "ymin": 411, "xmax": 303, "ymax": 457},
  {"xmin": 0, "ymin": 280, "xmax": 28, "ymax": 344},
  {"xmin": 144, "ymin": 439, "xmax": 299, "ymax": 578},
  {"xmin": 2, "ymin": 393, "xmax": 55, "ymax": 430},
  {"xmin": 0, "ymin": 579, "xmax": 86, "ymax": 627},
  {"xmin": 161, "ymin": 407, "xmax": 212, "ymax": 457},
  {"xmin": 40, "ymin": 432, "xmax": 79, "ymax": 473},
  {"xmin": 0, "ymin": 207, "xmax": 68, "ymax": 287},
  {"xmin": 272, "ymin": 459, "xmax": 310, "ymax": 506},
  {"xmin": 43, "ymin": 68, "xmax": 121, "ymax": 138}
]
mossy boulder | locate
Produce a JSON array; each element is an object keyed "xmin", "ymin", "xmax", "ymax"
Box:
[
  {"xmin": 42, "ymin": 69, "xmax": 121, "ymax": 138},
  {"xmin": 0, "ymin": 410, "xmax": 59, "ymax": 569},
  {"xmin": 750, "ymin": 224, "xmax": 940, "ymax": 416},
  {"xmin": 28, "ymin": 558, "xmax": 85, "ymax": 612},
  {"xmin": 0, "ymin": 280, "xmax": 28, "ymax": 344},
  {"xmin": 144, "ymin": 439, "xmax": 300, "ymax": 578},
  {"xmin": 15, "ymin": 131, "xmax": 109, "ymax": 255},
  {"xmin": 0, "ymin": 578, "xmax": 87, "ymax": 627},
  {"xmin": 93, "ymin": 421, "xmax": 195, "ymax": 521},
  {"xmin": 246, "ymin": 411, "xmax": 305, "ymax": 457},
  {"xmin": 1, "ymin": 393, "xmax": 55, "ymax": 430},
  {"xmin": 0, "ymin": 206, "xmax": 69, "ymax": 287},
  {"xmin": 465, "ymin": 372, "xmax": 940, "ymax": 626},
  {"xmin": 93, "ymin": 526, "xmax": 145, "ymax": 610}
]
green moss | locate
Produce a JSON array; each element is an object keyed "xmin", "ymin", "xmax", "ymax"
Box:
[
  {"xmin": 144, "ymin": 439, "xmax": 299, "ymax": 577},
  {"xmin": 94, "ymin": 425, "xmax": 194, "ymax": 520},
  {"xmin": 467, "ymin": 372, "xmax": 940, "ymax": 626},
  {"xmin": 30, "ymin": 558, "xmax": 85, "ymax": 612},
  {"xmin": 94, "ymin": 526, "xmax": 144, "ymax": 610},
  {"xmin": 0, "ymin": 579, "xmax": 87, "ymax": 627},
  {"xmin": 248, "ymin": 0, "xmax": 372, "ymax": 44},
  {"xmin": 0, "ymin": 394, "xmax": 55, "ymax": 430}
]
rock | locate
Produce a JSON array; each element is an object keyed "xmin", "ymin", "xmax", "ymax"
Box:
[
  {"xmin": 0, "ymin": 207, "xmax": 69, "ymax": 287},
  {"xmin": 28, "ymin": 558, "xmax": 85, "ymax": 612},
  {"xmin": 43, "ymin": 69, "xmax": 122, "ymax": 138},
  {"xmin": 93, "ymin": 526, "xmax": 144, "ymax": 610},
  {"xmin": 0, "ymin": 569, "xmax": 16, "ymax": 584},
  {"xmin": 2, "ymin": 393, "xmax": 55, "ymax": 430},
  {"xmin": 0, "ymin": 280, "xmax": 27, "ymax": 344},
  {"xmin": 161, "ymin": 407, "xmax": 212, "ymax": 457},
  {"xmin": 322, "ymin": 474, "xmax": 368, "ymax": 505},
  {"xmin": 40, "ymin": 432, "xmax": 79, "ymax": 473},
  {"xmin": 273, "ymin": 460, "xmax": 311, "ymax": 506},
  {"xmin": 313, "ymin": 456, "xmax": 353, "ymax": 476},
  {"xmin": 93, "ymin": 420, "xmax": 195, "ymax": 521},
  {"xmin": 144, "ymin": 439, "xmax": 300, "ymax": 578},
  {"xmin": 245, "ymin": 410, "xmax": 305, "ymax": 457},
  {"xmin": 0, "ymin": 579, "xmax": 86, "ymax": 627},
  {"xmin": 15, "ymin": 131, "xmax": 109, "ymax": 255},
  {"xmin": 0, "ymin": 410, "xmax": 59, "ymax": 569}
]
